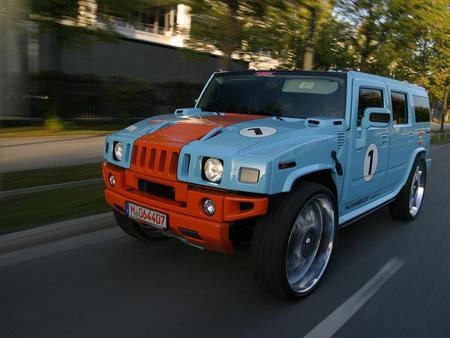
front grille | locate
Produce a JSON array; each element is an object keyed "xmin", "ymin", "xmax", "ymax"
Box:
[
  {"xmin": 131, "ymin": 144, "xmax": 179, "ymax": 180},
  {"xmin": 138, "ymin": 179, "xmax": 175, "ymax": 200}
]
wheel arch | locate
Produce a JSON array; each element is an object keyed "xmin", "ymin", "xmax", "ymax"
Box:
[
  {"xmin": 284, "ymin": 168, "xmax": 339, "ymax": 202},
  {"xmin": 402, "ymin": 147, "xmax": 427, "ymax": 187}
]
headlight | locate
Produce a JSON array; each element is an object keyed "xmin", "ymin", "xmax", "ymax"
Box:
[
  {"xmin": 239, "ymin": 167, "xmax": 260, "ymax": 184},
  {"xmin": 113, "ymin": 142, "xmax": 123, "ymax": 161},
  {"xmin": 203, "ymin": 158, "xmax": 223, "ymax": 183}
]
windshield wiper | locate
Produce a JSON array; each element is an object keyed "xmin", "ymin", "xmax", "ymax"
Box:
[
  {"xmin": 201, "ymin": 107, "xmax": 221, "ymax": 115},
  {"xmin": 261, "ymin": 109, "xmax": 285, "ymax": 121}
]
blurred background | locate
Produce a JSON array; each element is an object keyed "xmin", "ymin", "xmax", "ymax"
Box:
[{"xmin": 0, "ymin": 0, "xmax": 449, "ymax": 233}]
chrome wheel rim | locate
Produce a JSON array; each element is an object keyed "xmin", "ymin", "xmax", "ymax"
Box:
[
  {"xmin": 409, "ymin": 163, "xmax": 425, "ymax": 217},
  {"xmin": 285, "ymin": 195, "xmax": 335, "ymax": 294}
]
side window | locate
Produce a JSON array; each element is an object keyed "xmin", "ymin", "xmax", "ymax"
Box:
[
  {"xmin": 358, "ymin": 88, "xmax": 384, "ymax": 126},
  {"xmin": 391, "ymin": 92, "xmax": 408, "ymax": 125},
  {"xmin": 413, "ymin": 95, "xmax": 431, "ymax": 123}
]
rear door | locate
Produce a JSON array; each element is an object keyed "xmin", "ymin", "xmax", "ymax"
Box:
[
  {"xmin": 342, "ymin": 79, "xmax": 391, "ymax": 213},
  {"xmin": 386, "ymin": 87, "xmax": 413, "ymax": 190}
]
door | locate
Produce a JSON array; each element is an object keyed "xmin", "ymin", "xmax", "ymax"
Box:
[
  {"xmin": 342, "ymin": 79, "xmax": 392, "ymax": 213},
  {"xmin": 386, "ymin": 88, "xmax": 413, "ymax": 190}
]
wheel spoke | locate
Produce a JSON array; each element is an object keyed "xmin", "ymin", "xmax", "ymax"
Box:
[
  {"xmin": 285, "ymin": 195, "xmax": 335, "ymax": 294},
  {"xmin": 409, "ymin": 163, "xmax": 425, "ymax": 217}
]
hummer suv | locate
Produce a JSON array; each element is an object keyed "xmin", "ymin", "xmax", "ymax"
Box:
[{"xmin": 103, "ymin": 70, "xmax": 431, "ymax": 298}]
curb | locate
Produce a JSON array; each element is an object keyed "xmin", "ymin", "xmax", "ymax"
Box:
[{"xmin": 0, "ymin": 212, "xmax": 115, "ymax": 255}]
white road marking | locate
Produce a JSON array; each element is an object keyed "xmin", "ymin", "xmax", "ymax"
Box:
[
  {"xmin": 0, "ymin": 227, "xmax": 124, "ymax": 269},
  {"xmin": 303, "ymin": 257, "xmax": 405, "ymax": 338}
]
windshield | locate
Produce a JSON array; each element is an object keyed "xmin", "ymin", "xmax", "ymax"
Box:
[{"xmin": 197, "ymin": 72, "xmax": 347, "ymax": 119}]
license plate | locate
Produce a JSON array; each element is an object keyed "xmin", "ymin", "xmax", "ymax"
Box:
[{"xmin": 125, "ymin": 202, "xmax": 168, "ymax": 230}]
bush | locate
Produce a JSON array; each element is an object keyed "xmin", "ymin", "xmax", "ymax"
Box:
[
  {"xmin": 30, "ymin": 72, "xmax": 203, "ymax": 122},
  {"xmin": 44, "ymin": 113, "xmax": 64, "ymax": 130}
]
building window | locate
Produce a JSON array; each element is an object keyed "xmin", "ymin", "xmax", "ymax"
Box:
[
  {"xmin": 391, "ymin": 92, "xmax": 408, "ymax": 125},
  {"xmin": 140, "ymin": 7, "xmax": 175, "ymax": 34},
  {"xmin": 357, "ymin": 88, "xmax": 384, "ymax": 126}
]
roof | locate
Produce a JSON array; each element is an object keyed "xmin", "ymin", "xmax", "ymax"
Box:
[
  {"xmin": 347, "ymin": 71, "xmax": 427, "ymax": 95},
  {"xmin": 216, "ymin": 70, "xmax": 427, "ymax": 96}
]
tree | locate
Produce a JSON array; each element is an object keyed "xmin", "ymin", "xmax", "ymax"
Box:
[
  {"xmin": 239, "ymin": 0, "xmax": 336, "ymax": 70},
  {"xmin": 314, "ymin": 14, "xmax": 357, "ymax": 70},
  {"xmin": 187, "ymin": 0, "xmax": 280, "ymax": 70}
]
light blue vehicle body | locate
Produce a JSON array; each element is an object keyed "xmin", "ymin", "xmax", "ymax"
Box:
[{"xmin": 104, "ymin": 71, "xmax": 431, "ymax": 226}]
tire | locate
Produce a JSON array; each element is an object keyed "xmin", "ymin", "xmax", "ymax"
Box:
[
  {"xmin": 389, "ymin": 155, "xmax": 427, "ymax": 221},
  {"xmin": 113, "ymin": 210, "xmax": 169, "ymax": 242},
  {"xmin": 251, "ymin": 181, "xmax": 338, "ymax": 298}
]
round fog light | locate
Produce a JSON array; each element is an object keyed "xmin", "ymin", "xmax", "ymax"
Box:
[
  {"xmin": 109, "ymin": 174, "xmax": 116, "ymax": 187},
  {"xmin": 203, "ymin": 199, "xmax": 216, "ymax": 216}
]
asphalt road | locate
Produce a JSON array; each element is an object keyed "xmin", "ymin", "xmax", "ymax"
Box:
[
  {"xmin": 1, "ymin": 144, "xmax": 449, "ymax": 338},
  {"xmin": 0, "ymin": 135, "xmax": 104, "ymax": 172}
]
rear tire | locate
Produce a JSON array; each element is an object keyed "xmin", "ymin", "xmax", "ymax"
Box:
[
  {"xmin": 251, "ymin": 182, "xmax": 337, "ymax": 298},
  {"xmin": 389, "ymin": 156, "xmax": 427, "ymax": 221},
  {"xmin": 113, "ymin": 210, "xmax": 169, "ymax": 242}
]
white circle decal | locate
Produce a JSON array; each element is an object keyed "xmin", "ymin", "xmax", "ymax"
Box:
[
  {"xmin": 239, "ymin": 127, "xmax": 277, "ymax": 138},
  {"xmin": 363, "ymin": 143, "xmax": 378, "ymax": 182}
]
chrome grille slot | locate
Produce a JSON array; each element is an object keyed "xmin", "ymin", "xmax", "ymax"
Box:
[
  {"xmin": 149, "ymin": 148, "xmax": 156, "ymax": 171},
  {"xmin": 131, "ymin": 145, "xmax": 138, "ymax": 165},
  {"xmin": 140, "ymin": 147, "xmax": 147, "ymax": 168},
  {"xmin": 159, "ymin": 150, "xmax": 167, "ymax": 172}
]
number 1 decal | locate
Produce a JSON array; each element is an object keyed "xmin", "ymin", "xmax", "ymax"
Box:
[
  {"xmin": 239, "ymin": 127, "xmax": 277, "ymax": 138},
  {"xmin": 363, "ymin": 143, "xmax": 378, "ymax": 182}
]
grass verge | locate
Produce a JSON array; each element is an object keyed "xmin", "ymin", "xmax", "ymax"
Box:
[
  {"xmin": 0, "ymin": 182, "xmax": 109, "ymax": 235},
  {"xmin": 431, "ymin": 132, "xmax": 450, "ymax": 145},
  {"xmin": 1, "ymin": 163, "xmax": 102, "ymax": 191}
]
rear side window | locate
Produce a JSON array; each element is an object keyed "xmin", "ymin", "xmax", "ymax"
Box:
[
  {"xmin": 358, "ymin": 88, "xmax": 384, "ymax": 126},
  {"xmin": 391, "ymin": 92, "xmax": 408, "ymax": 125},
  {"xmin": 413, "ymin": 96, "xmax": 430, "ymax": 123}
]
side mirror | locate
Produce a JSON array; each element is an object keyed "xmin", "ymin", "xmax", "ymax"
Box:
[{"xmin": 361, "ymin": 108, "xmax": 391, "ymax": 129}]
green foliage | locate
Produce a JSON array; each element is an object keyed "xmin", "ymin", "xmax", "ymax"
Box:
[
  {"xmin": 188, "ymin": 0, "xmax": 448, "ymax": 104},
  {"xmin": 30, "ymin": 0, "xmax": 79, "ymax": 19},
  {"xmin": 31, "ymin": 72, "xmax": 202, "ymax": 120},
  {"xmin": 44, "ymin": 112, "xmax": 64, "ymax": 130},
  {"xmin": 187, "ymin": 0, "xmax": 283, "ymax": 69},
  {"xmin": 0, "ymin": 182, "xmax": 108, "ymax": 234},
  {"xmin": 29, "ymin": 0, "xmax": 449, "ymax": 109},
  {"xmin": 332, "ymin": 0, "xmax": 449, "ymax": 103},
  {"xmin": 1, "ymin": 163, "xmax": 102, "ymax": 191}
]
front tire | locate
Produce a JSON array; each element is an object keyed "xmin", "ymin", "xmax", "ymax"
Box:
[
  {"xmin": 389, "ymin": 156, "xmax": 427, "ymax": 221},
  {"xmin": 113, "ymin": 210, "xmax": 169, "ymax": 242},
  {"xmin": 251, "ymin": 182, "xmax": 337, "ymax": 298}
]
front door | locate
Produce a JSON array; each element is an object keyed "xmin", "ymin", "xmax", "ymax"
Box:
[{"xmin": 342, "ymin": 79, "xmax": 392, "ymax": 214}]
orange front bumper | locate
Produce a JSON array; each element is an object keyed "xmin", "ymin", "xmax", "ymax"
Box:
[{"xmin": 103, "ymin": 163, "xmax": 268, "ymax": 254}]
